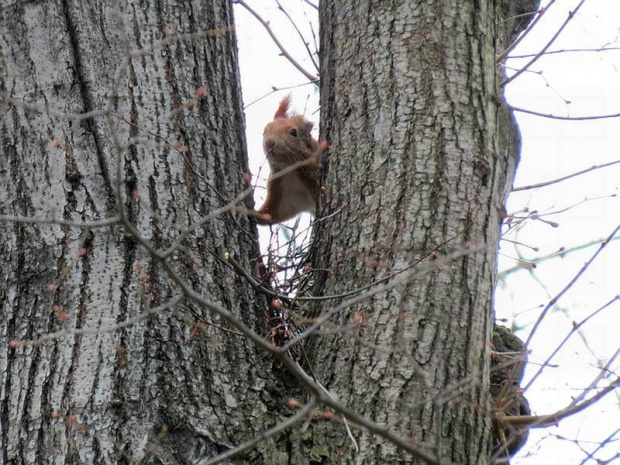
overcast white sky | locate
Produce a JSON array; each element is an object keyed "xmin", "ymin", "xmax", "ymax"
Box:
[
  {"xmin": 234, "ymin": 2, "xmax": 620, "ymax": 463},
  {"xmin": 499, "ymin": 1, "xmax": 620, "ymax": 463}
]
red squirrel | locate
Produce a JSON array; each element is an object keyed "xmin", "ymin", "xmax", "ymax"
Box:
[{"xmin": 256, "ymin": 95, "xmax": 323, "ymax": 225}]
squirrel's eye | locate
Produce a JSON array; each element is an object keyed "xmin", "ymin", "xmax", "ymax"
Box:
[{"xmin": 289, "ymin": 128, "xmax": 298, "ymax": 137}]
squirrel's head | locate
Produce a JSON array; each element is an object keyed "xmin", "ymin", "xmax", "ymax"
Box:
[{"xmin": 263, "ymin": 96, "xmax": 316, "ymax": 170}]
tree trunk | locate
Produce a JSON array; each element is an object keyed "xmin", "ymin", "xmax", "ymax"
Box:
[
  {"xmin": 0, "ymin": 1, "xmax": 280, "ymax": 463},
  {"xmin": 305, "ymin": 1, "xmax": 521, "ymax": 463},
  {"xmin": 1, "ymin": 0, "xmax": 530, "ymax": 463}
]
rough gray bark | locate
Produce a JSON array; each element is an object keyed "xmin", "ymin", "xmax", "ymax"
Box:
[
  {"xmin": 0, "ymin": 1, "xmax": 281, "ymax": 464},
  {"xmin": 0, "ymin": 0, "xmax": 534, "ymax": 463},
  {"xmin": 304, "ymin": 1, "xmax": 523, "ymax": 463}
]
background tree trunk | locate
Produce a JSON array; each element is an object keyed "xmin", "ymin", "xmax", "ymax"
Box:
[
  {"xmin": 0, "ymin": 1, "xmax": 284, "ymax": 463},
  {"xmin": 306, "ymin": 1, "xmax": 522, "ymax": 463}
]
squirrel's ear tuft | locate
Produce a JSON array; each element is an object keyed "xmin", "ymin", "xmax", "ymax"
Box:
[{"xmin": 274, "ymin": 94, "xmax": 292, "ymax": 119}]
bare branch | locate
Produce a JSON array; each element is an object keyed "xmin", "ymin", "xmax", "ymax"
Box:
[
  {"xmin": 0, "ymin": 98, "xmax": 108, "ymax": 121},
  {"xmin": 128, "ymin": 27, "xmax": 234, "ymax": 59},
  {"xmin": 200, "ymin": 400, "xmax": 317, "ymax": 465},
  {"xmin": 280, "ymin": 245, "xmax": 483, "ymax": 352},
  {"xmin": 505, "ymin": 376, "xmax": 620, "ymax": 428},
  {"xmin": 578, "ymin": 428, "xmax": 620, "ymax": 465},
  {"xmin": 509, "ymin": 46, "xmax": 620, "ymax": 59},
  {"xmin": 234, "ymin": 0, "xmax": 319, "ymax": 83},
  {"xmin": 496, "ymin": 2, "xmax": 553, "ymax": 63},
  {"xmin": 112, "ymin": 178, "xmax": 451, "ymax": 464},
  {"xmin": 227, "ymin": 222, "xmax": 472, "ymax": 304},
  {"xmin": 275, "ymin": 0, "xmax": 319, "ymax": 73},
  {"xmin": 160, "ymin": 187, "xmax": 255, "ymax": 258},
  {"xmin": 11, "ymin": 296, "xmax": 184, "ymax": 347},
  {"xmin": 524, "ymin": 296, "xmax": 619, "ymax": 391},
  {"xmin": 499, "ymin": 237, "xmax": 620, "ymax": 279},
  {"xmin": 512, "ymin": 160, "xmax": 620, "ymax": 191},
  {"xmin": 509, "ymin": 105, "xmax": 620, "ymax": 121},
  {"xmin": 524, "ymin": 223, "xmax": 620, "ymax": 348},
  {"xmin": 501, "ymin": 0, "xmax": 587, "ymax": 87},
  {"xmin": 302, "ymin": 0, "xmax": 318, "ymax": 10},
  {"xmin": 0, "ymin": 215, "xmax": 121, "ymax": 229}
]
